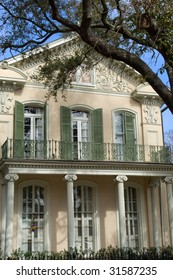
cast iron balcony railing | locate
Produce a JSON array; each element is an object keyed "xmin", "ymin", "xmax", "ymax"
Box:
[{"xmin": 1, "ymin": 138, "xmax": 172, "ymax": 163}]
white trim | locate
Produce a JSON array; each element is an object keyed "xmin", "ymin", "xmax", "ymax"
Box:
[
  {"xmin": 7, "ymin": 165, "xmax": 173, "ymax": 177},
  {"xmin": 137, "ymin": 183, "xmax": 148, "ymax": 248},
  {"xmin": 0, "ymin": 183, "xmax": 7, "ymax": 252},
  {"xmin": 73, "ymin": 180, "xmax": 100, "ymax": 252},
  {"xmin": 112, "ymin": 108, "xmax": 138, "ymax": 144},
  {"xmin": 6, "ymin": 37, "xmax": 74, "ymax": 65},
  {"xmin": 126, "ymin": 181, "xmax": 148, "ymax": 249},
  {"xmin": 69, "ymin": 104, "xmax": 93, "ymax": 112},
  {"xmin": 115, "ymin": 186, "xmax": 120, "ymax": 247},
  {"xmin": 115, "ymin": 181, "xmax": 148, "ymax": 249},
  {"xmin": 22, "ymin": 100, "xmax": 45, "ymax": 107},
  {"xmin": 17, "ymin": 179, "xmax": 50, "ymax": 251}
]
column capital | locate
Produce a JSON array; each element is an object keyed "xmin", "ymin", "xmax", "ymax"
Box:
[
  {"xmin": 5, "ymin": 173, "xmax": 19, "ymax": 182},
  {"xmin": 114, "ymin": 175, "xmax": 128, "ymax": 183},
  {"xmin": 163, "ymin": 177, "xmax": 173, "ymax": 184},
  {"xmin": 0, "ymin": 178, "xmax": 6, "ymax": 186},
  {"xmin": 64, "ymin": 174, "xmax": 77, "ymax": 182},
  {"xmin": 149, "ymin": 178, "xmax": 160, "ymax": 188}
]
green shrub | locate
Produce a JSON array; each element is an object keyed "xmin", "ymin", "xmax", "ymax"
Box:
[{"xmin": 1, "ymin": 246, "xmax": 173, "ymax": 260}]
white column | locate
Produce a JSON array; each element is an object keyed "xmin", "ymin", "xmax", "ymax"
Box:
[
  {"xmin": 149, "ymin": 179, "xmax": 162, "ymax": 247},
  {"xmin": 1, "ymin": 179, "xmax": 7, "ymax": 253},
  {"xmin": 164, "ymin": 177, "xmax": 173, "ymax": 246},
  {"xmin": 114, "ymin": 175, "xmax": 128, "ymax": 248},
  {"xmin": 64, "ymin": 174, "xmax": 77, "ymax": 250},
  {"xmin": 5, "ymin": 173, "xmax": 19, "ymax": 256}
]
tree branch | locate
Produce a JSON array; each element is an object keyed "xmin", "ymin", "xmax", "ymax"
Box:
[
  {"xmin": 1, "ymin": 31, "xmax": 59, "ymax": 52},
  {"xmin": 0, "ymin": 2, "xmax": 51, "ymax": 33},
  {"xmin": 78, "ymin": 31, "xmax": 173, "ymax": 113},
  {"xmin": 165, "ymin": 64, "xmax": 173, "ymax": 92},
  {"xmin": 48, "ymin": 0, "xmax": 80, "ymax": 32}
]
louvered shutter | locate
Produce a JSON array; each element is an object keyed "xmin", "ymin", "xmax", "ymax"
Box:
[
  {"xmin": 91, "ymin": 109, "xmax": 104, "ymax": 160},
  {"xmin": 125, "ymin": 112, "xmax": 135, "ymax": 143},
  {"xmin": 14, "ymin": 101, "xmax": 24, "ymax": 157},
  {"xmin": 60, "ymin": 106, "xmax": 72, "ymax": 159},
  {"xmin": 124, "ymin": 112, "xmax": 136, "ymax": 161}
]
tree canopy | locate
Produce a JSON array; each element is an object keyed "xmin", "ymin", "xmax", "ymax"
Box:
[{"xmin": 0, "ymin": 0, "xmax": 173, "ymax": 112}]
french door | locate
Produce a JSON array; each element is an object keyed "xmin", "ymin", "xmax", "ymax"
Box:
[
  {"xmin": 125, "ymin": 187, "xmax": 139, "ymax": 248},
  {"xmin": 24, "ymin": 106, "xmax": 44, "ymax": 158},
  {"xmin": 71, "ymin": 110, "xmax": 89, "ymax": 159},
  {"xmin": 22, "ymin": 185, "xmax": 44, "ymax": 252},
  {"xmin": 74, "ymin": 185, "xmax": 94, "ymax": 251},
  {"xmin": 114, "ymin": 111, "xmax": 136, "ymax": 161}
]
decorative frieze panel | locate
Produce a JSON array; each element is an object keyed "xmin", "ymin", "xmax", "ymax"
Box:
[
  {"xmin": 0, "ymin": 90, "xmax": 13, "ymax": 114},
  {"xmin": 96, "ymin": 63, "xmax": 136, "ymax": 93},
  {"xmin": 144, "ymin": 104, "xmax": 159, "ymax": 124}
]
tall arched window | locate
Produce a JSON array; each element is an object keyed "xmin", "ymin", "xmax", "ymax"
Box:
[
  {"xmin": 74, "ymin": 184, "xmax": 95, "ymax": 251},
  {"xmin": 22, "ymin": 185, "xmax": 45, "ymax": 252},
  {"xmin": 113, "ymin": 110, "xmax": 136, "ymax": 161},
  {"xmin": 14, "ymin": 101, "xmax": 47, "ymax": 158},
  {"xmin": 71, "ymin": 110, "xmax": 89, "ymax": 159},
  {"xmin": 124, "ymin": 186, "xmax": 139, "ymax": 248},
  {"xmin": 60, "ymin": 106, "xmax": 103, "ymax": 160},
  {"xmin": 24, "ymin": 105, "xmax": 44, "ymax": 158}
]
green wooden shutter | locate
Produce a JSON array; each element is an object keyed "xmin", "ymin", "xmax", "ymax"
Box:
[
  {"xmin": 14, "ymin": 101, "xmax": 24, "ymax": 158},
  {"xmin": 124, "ymin": 112, "xmax": 135, "ymax": 143},
  {"xmin": 91, "ymin": 108, "xmax": 104, "ymax": 160},
  {"xmin": 44, "ymin": 102, "xmax": 47, "ymax": 141},
  {"xmin": 43, "ymin": 102, "xmax": 47, "ymax": 158},
  {"xmin": 60, "ymin": 106, "xmax": 72, "ymax": 159},
  {"xmin": 92, "ymin": 109, "xmax": 103, "ymax": 143},
  {"xmin": 124, "ymin": 112, "xmax": 136, "ymax": 161}
]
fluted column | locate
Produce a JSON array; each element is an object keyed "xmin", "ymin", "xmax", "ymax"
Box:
[
  {"xmin": 164, "ymin": 177, "xmax": 173, "ymax": 246},
  {"xmin": 5, "ymin": 173, "xmax": 19, "ymax": 256},
  {"xmin": 114, "ymin": 175, "xmax": 128, "ymax": 247},
  {"xmin": 0, "ymin": 178, "xmax": 7, "ymax": 253},
  {"xmin": 64, "ymin": 174, "xmax": 77, "ymax": 250},
  {"xmin": 149, "ymin": 179, "xmax": 162, "ymax": 247}
]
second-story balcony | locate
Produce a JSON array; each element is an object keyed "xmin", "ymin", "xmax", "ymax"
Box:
[{"xmin": 1, "ymin": 138, "xmax": 172, "ymax": 163}]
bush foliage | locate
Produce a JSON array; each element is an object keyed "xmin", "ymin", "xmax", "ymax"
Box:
[{"xmin": 1, "ymin": 246, "xmax": 173, "ymax": 260}]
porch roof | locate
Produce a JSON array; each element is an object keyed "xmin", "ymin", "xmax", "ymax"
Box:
[{"xmin": 1, "ymin": 158, "xmax": 173, "ymax": 177}]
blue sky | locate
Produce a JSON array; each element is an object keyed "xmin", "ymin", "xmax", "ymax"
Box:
[
  {"xmin": 162, "ymin": 109, "xmax": 173, "ymax": 134},
  {"xmin": 142, "ymin": 52, "xmax": 173, "ymax": 136}
]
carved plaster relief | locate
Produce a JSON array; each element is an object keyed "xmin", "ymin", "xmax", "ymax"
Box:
[
  {"xmin": 144, "ymin": 105, "xmax": 159, "ymax": 124},
  {"xmin": 0, "ymin": 91, "xmax": 13, "ymax": 113},
  {"xmin": 96, "ymin": 64, "xmax": 135, "ymax": 93}
]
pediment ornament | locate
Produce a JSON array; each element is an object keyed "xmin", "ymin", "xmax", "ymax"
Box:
[
  {"xmin": 96, "ymin": 63, "xmax": 137, "ymax": 93},
  {"xmin": 144, "ymin": 104, "xmax": 159, "ymax": 124}
]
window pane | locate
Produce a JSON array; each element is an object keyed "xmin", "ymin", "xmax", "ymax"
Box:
[
  {"xmin": 74, "ymin": 185, "xmax": 94, "ymax": 251},
  {"xmin": 22, "ymin": 185, "xmax": 44, "ymax": 252},
  {"xmin": 124, "ymin": 187, "xmax": 139, "ymax": 248}
]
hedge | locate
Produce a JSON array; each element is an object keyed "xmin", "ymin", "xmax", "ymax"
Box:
[{"xmin": 1, "ymin": 246, "xmax": 173, "ymax": 260}]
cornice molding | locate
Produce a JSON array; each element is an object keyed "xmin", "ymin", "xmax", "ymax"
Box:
[
  {"xmin": 1, "ymin": 159, "xmax": 173, "ymax": 177},
  {"xmin": 8, "ymin": 38, "xmax": 142, "ymax": 92},
  {"xmin": 12, "ymin": 38, "xmax": 80, "ymax": 71}
]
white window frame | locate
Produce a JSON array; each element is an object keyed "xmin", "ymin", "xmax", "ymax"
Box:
[
  {"xmin": 113, "ymin": 110, "xmax": 137, "ymax": 144},
  {"xmin": 125, "ymin": 186, "xmax": 139, "ymax": 248},
  {"xmin": 24, "ymin": 107, "xmax": 44, "ymax": 141},
  {"xmin": 112, "ymin": 109, "xmax": 138, "ymax": 161},
  {"xmin": 115, "ymin": 182, "xmax": 147, "ymax": 249},
  {"xmin": 23, "ymin": 101, "xmax": 48, "ymax": 159},
  {"xmin": 71, "ymin": 109, "xmax": 91, "ymax": 160},
  {"xmin": 73, "ymin": 180, "xmax": 99, "ymax": 252},
  {"xmin": 17, "ymin": 180, "xmax": 50, "ymax": 252}
]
